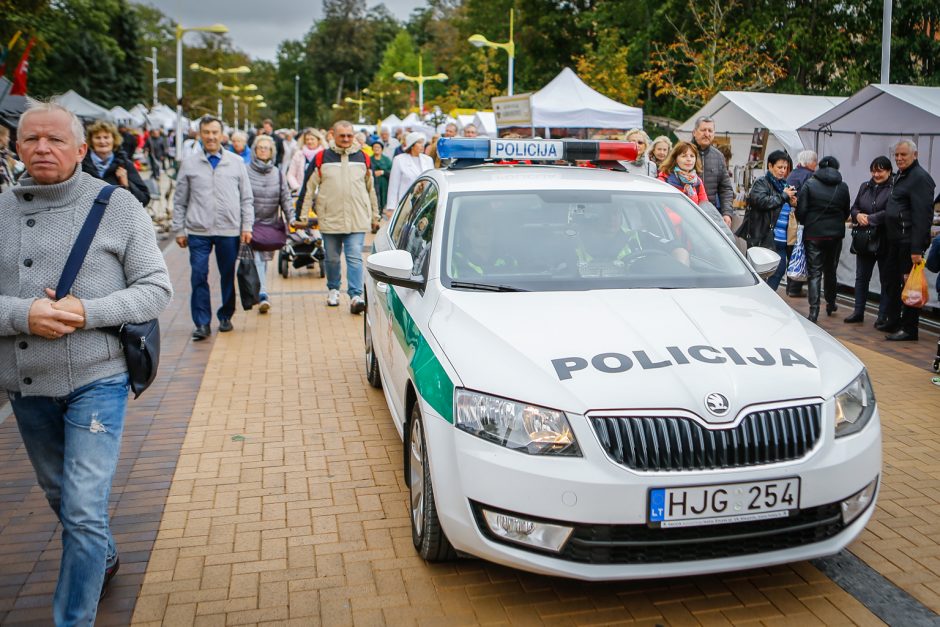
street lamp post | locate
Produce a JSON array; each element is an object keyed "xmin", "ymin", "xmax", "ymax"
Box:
[
  {"xmin": 150, "ymin": 47, "xmax": 159, "ymax": 107},
  {"xmin": 190, "ymin": 63, "xmax": 251, "ymax": 125},
  {"xmin": 343, "ymin": 96, "xmax": 371, "ymax": 124},
  {"xmin": 175, "ymin": 23, "xmax": 229, "ymax": 159},
  {"xmin": 393, "ymin": 56, "xmax": 447, "ymax": 115},
  {"xmin": 220, "ymin": 84, "xmax": 258, "ymax": 129},
  {"xmin": 468, "ymin": 8, "xmax": 515, "ymax": 96},
  {"xmin": 362, "ymin": 88, "xmax": 397, "ymax": 118},
  {"xmin": 294, "ymin": 74, "xmax": 300, "ymax": 130}
]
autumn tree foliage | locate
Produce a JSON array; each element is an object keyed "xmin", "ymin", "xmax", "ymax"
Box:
[{"xmin": 642, "ymin": 0, "xmax": 788, "ymax": 108}]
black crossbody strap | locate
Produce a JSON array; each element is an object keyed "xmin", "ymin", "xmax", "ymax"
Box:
[{"xmin": 55, "ymin": 185, "xmax": 118, "ymax": 300}]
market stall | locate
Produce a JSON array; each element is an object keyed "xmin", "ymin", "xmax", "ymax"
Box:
[
  {"xmin": 530, "ymin": 67, "xmax": 642, "ymax": 138},
  {"xmin": 54, "ymin": 90, "xmax": 110, "ymax": 121}
]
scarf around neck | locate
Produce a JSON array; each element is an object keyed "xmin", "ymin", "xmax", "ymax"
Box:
[
  {"xmin": 673, "ymin": 167, "xmax": 701, "ymax": 201},
  {"xmin": 765, "ymin": 170, "xmax": 787, "ymax": 193}
]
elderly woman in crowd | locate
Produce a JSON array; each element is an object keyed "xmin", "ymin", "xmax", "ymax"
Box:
[
  {"xmin": 622, "ymin": 128, "xmax": 658, "ymax": 177},
  {"xmin": 247, "ymin": 134, "xmax": 292, "ymax": 313},
  {"xmin": 286, "ymin": 128, "xmax": 324, "ymax": 193},
  {"xmin": 371, "ymin": 141, "xmax": 392, "ymax": 209},
  {"xmin": 386, "ymin": 131, "xmax": 434, "ymax": 214},
  {"xmin": 0, "ymin": 125, "xmax": 23, "ymax": 192},
  {"xmin": 228, "ymin": 131, "xmax": 251, "ymax": 164},
  {"xmin": 81, "ymin": 120, "xmax": 150, "ymax": 206},
  {"xmin": 795, "ymin": 156, "xmax": 851, "ymax": 322}
]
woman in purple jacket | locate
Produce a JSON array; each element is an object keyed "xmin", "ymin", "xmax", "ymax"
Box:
[{"xmin": 845, "ymin": 156, "xmax": 892, "ymax": 325}]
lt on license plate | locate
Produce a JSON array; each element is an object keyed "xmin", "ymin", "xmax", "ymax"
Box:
[{"xmin": 648, "ymin": 478, "xmax": 800, "ymax": 528}]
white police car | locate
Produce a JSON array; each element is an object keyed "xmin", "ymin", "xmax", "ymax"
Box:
[{"xmin": 363, "ymin": 138, "xmax": 881, "ymax": 580}]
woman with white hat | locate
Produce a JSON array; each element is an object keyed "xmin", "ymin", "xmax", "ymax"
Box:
[{"xmin": 386, "ymin": 131, "xmax": 434, "ymax": 213}]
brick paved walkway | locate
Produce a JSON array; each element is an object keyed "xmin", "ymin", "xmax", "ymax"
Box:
[{"xmin": 2, "ymin": 245, "xmax": 940, "ymax": 625}]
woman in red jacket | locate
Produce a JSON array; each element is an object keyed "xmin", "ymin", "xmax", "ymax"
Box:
[{"xmin": 657, "ymin": 141, "xmax": 708, "ymax": 205}]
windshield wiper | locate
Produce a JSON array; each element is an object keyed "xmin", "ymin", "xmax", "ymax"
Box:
[{"xmin": 450, "ymin": 281, "xmax": 529, "ymax": 292}]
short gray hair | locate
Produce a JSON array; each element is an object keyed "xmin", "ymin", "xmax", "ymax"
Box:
[
  {"xmin": 333, "ymin": 120, "xmax": 353, "ymax": 132},
  {"xmin": 230, "ymin": 131, "xmax": 248, "ymax": 144},
  {"xmin": 625, "ymin": 128, "xmax": 652, "ymax": 145},
  {"xmin": 796, "ymin": 150, "xmax": 818, "ymax": 167},
  {"xmin": 19, "ymin": 100, "xmax": 86, "ymax": 146},
  {"xmin": 252, "ymin": 134, "xmax": 275, "ymax": 156},
  {"xmin": 894, "ymin": 138, "xmax": 917, "ymax": 153},
  {"xmin": 693, "ymin": 116, "xmax": 715, "ymax": 131}
]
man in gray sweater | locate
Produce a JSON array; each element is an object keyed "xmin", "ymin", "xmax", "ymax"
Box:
[
  {"xmin": 172, "ymin": 116, "xmax": 254, "ymax": 340},
  {"xmin": 0, "ymin": 102, "xmax": 172, "ymax": 624}
]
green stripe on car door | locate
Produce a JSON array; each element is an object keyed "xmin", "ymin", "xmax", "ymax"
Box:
[{"xmin": 386, "ymin": 286, "xmax": 455, "ymax": 423}]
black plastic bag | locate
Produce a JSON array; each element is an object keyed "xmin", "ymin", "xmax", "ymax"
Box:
[{"xmin": 237, "ymin": 245, "xmax": 260, "ymax": 310}]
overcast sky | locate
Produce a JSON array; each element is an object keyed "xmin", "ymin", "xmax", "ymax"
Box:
[{"xmin": 134, "ymin": 0, "xmax": 425, "ymax": 61}]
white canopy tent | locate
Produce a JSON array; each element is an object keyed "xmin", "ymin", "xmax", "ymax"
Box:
[
  {"xmin": 456, "ymin": 114, "xmax": 475, "ymax": 131},
  {"xmin": 798, "ymin": 84, "xmax": 940, "ymax": 194},
  {"xmin": 379, "ymin": 113, "xmax": 402, "ymax": 131},
  {"xmin": 530, "ymin": 67, "xmax": 642, "ymax": 135},
  {"xmin": 676, "ymin": 92, "xmax": 847, "ymax": 171},
  {"xmin": 109, "ymin": 105, "xmax": 146, "ymax": 127},
  {"xmin": 471, "ymin": 111, "xmax": 496, "ymax": 137},
  {"xmin": 54, "ymin": 90, "xmax": 110, "ymax": 120}
]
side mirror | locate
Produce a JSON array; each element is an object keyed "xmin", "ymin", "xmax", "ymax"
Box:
[
  {"xmin": 746, "ymin": 247, "xmax": 782, "ymax": 279},
  {"xmin": 366, "ymin": 249, "xmax": 425, "ymax": 290}
]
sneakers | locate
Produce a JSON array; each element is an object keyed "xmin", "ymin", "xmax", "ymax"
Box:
[
  {"xmin": 327, "ymin": 289, "xmax": 340, "ymax": 307},
  {"xmin": 350, "ymin": 295, "xmax": 366, "ymax": 314},
  {"xmin": 99, "ymin": 556, "xmax": 120, "ymax": 602},
  {"xmin": 259, "ymin": 293, "xmax": 271, "ymax": 313}
]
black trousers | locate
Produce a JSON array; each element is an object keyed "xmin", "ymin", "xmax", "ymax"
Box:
[
  {"xmin": 882, "ymin": 238, "xmax": 920, "ymax": 333},
  {"xmin": 852, "ymin": 252, "xmax": 886, "ymax": 317},
  {"xmin": 805, "ymin": 238, "xmax": 842, "ymax": 310}
]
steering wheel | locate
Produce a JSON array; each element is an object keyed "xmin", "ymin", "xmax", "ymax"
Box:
[{"xmin": 619, "ymin": 248, "xmax": 671, "ymax": 269}]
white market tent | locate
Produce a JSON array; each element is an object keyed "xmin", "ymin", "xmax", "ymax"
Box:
[
  {"xmin": 456, "ymin": 114, "xmax": 475, "ymax": 131},
  {"xmin": 109, "ymin": 105, "xmax": 146, "ymax": 127},
  {"xmin": 531, "ymin": 67, "xmax": 643, "ymax": 134},
  {"xmin": 675, "ymin": 91, "xmax": 847, "ymax": 171},
  {"xmin": 797, "ymin": 84, "xmax": 940, "ymax": 308},
  {"xmin": 54, "ymin": 90, "xmax": 110, "ymax": 120},
  {"xmin": 471, "ymin": 111, "xmax": 496, "ymax": 137},
  {"xmin": 798, "ymin": 83, "xmax": 940, "ymax": 194},
  {"xmin": 379, "ymin": 113, "xmax": 402, "ymax": 131}
]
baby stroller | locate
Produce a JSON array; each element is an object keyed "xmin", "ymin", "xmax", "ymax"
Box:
[{"xmin": 279, "ymin": 223, "xmax": 325, "ymax": 278}]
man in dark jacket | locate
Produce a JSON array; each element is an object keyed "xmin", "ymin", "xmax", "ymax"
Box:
[
  {"xmin": 795, "ymin": 156, "xmax": 851, "ymax": 322},
  {"xmin": 691, "ymin": 116, "xmax": 734, "ymax": 226},
  {"xmin": 882, "ymin": 139, "xmax": 937, "ymax": 341},
  {"xmin": 259, "ymin": 119, "xmax": 284, "ymax": 167},
  {"xmin": 144, "ymin": 128, "xmax": 168, "ymax": 178}
]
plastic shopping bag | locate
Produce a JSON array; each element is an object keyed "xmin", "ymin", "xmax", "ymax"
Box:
[
  {"xmin": 237, "ymin": 244, "xmax": 260, "ymax": 310},
  {"xmin": 786, "ymin": 227, "xmax": 807, "ymax": 282},
  {"xmin": 902, "ymin": 259, "xmax": 929, "ymax": 308}
]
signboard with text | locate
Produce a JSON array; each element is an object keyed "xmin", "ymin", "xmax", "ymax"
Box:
[{"xmin": 492, "ymin": 93, "xmax": 533, "ymax": 127}]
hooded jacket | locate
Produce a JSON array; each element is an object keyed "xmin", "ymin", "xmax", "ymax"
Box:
[
  {"xmin": 795, "ymin": 166, "xmax": 851, "ymax": 239},
  {"xmin": 884, "ymin": 159, "xmax": 935, "ymax": 254},
  {"xmin": 299, "ymin": 141, "xmax": 379, "ymax": 234}
]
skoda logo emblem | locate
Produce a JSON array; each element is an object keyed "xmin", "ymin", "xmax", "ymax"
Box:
[{"xmin": 705, "ymin": 393, "xmax": 730, "ymax": 417}]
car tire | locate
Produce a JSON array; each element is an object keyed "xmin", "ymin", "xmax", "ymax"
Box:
[
  {"xmin": 278, "ymin": 251, "xmax": 289, "ymax": 278},
  {"xmin": 364, "ymin": 291, "xmax": 382, "ymax": 389},
  {"xmin": 408, "ymin": 404, "xmax": 456, "ymax": 562}
]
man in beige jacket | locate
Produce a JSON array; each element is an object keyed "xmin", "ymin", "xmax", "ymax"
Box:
[{"xmin": 300, "ymin": 120, "xmax": 379, "ymax": 313}]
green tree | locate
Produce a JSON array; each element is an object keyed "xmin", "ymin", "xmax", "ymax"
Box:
[{"xmin": 574, "ymin": 29, "xmax": 642, "ymax": 106}]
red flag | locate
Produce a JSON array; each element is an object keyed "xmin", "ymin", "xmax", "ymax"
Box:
[{"xmin": 10, "ymin": 37, "xmax": 36, "ymax": 96}]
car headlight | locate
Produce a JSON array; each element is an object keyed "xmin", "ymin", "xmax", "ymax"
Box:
[
  {"xmin": 834, "ymin": 369, "xmax": 876, "ymax": 437},
  {"xmin": 454, "ymin": 389, "xmax": 581, "ymax": 456}
]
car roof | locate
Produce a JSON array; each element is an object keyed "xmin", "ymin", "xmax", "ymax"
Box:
[{"xmin": 431, "ymin": 165, "xmax": 678, "ymax": 195}]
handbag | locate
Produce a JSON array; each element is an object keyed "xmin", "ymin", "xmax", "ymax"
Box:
[
  {"xmin": 56, "ymin": 185, "xmax": 160, "ymax": 399},
  {"xmin": 850, "ymin": 225, "xmax": 880, "ymax": 255},
  {"xmin": 237, "ymin": 244, "xmax": 261, "ymax": 310},
  {"xmin": 250, "ymin": 170, "xmax": 289, "ymax": 251},
  {"xmin": 786, "ymin": 227, "xmax": 808, "ymax": 282}
]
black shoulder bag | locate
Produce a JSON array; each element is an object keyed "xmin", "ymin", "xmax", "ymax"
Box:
[{"xmin": 56, "ymin": 185, "xmax": 161, "ymax": 399}]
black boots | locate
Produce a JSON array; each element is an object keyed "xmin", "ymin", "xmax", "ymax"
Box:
[
  {"xmin": 826, "ymin": 302, "xmax": 838, "ymax": 316},
  {"xmin": 844, "ymin": 312, "xmax": 864, "ymax": 323},
  {"xmin": 807, "ymin": 307, "xmax": 819, "ymax": 323}
]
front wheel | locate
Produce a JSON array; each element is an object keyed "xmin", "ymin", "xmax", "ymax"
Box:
[
  {"xmin": 364, "ymin": 296, "xmax": 382, "ymax": 389},
  {"xmin": 278, "ymin": 250, "xmax": 289, "ymax": 278},
  {"xmin": 409, "ymin": 405, "xmax": 456, "ymax": 562}
]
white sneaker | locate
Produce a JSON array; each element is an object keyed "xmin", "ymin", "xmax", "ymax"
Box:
[
  {"xmin": 349, "ymin": 295, "xmax": 365, "ymax": 314},
  {"xmin": 327, "ymin": 289, "xmax": 340, "ymax": 307},
  {"xmin": 258, "ymin": 298, "xmax": 271, "ymax": 313}
]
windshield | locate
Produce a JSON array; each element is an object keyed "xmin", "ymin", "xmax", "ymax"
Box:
[{"xmin": 441, "ymin": 189, "xmax": 756, "ymax": 291}]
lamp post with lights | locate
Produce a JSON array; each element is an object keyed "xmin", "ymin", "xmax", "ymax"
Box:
[
  {"xmin": 468, "ymin": 9, "xmax": 515, "ymax": 96},
  {"xmin": 175, "ymin": 23, "xmax": 229, "ymax": 158},
  {"xmin": 393, "ymin": 57, "xmax": 447, "ymax": 115}
]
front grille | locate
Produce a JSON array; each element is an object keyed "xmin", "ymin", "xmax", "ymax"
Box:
[
  {"xmin": 471, "ymin": 501, "xmax": 846, "ymax": 565},
  {"xmin": 590, "ymin": 404, "xmax": 822, "ymax": 472}
]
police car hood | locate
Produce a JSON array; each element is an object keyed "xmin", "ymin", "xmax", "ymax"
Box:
[{"xmin": 429, "ymin": 285, "xmax": 862, "ymax": 421}]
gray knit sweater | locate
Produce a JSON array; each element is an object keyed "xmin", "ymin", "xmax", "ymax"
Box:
[{"xmin": 0, "ymin": 167, "xmax": 173, "ymax": 396}]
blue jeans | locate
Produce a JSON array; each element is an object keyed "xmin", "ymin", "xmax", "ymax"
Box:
[
  {"xmin": 767, "ymin": 240, "xmax": 789, "ymax": 290},
  {"xmin": 188, "ymin": 235, "xmax": 239, "ymax": 326},
  {"xmin": 322, "ymin": 232, "xmax": 365, "ymax": 297},
  {"xmin": 10, "ymin": 373, "xmax": 130, "ymax": 626}
]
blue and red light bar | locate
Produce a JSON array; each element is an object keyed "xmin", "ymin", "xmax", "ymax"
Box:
[{"xmin": 437, "ymin": 138, "xmax": 638, "ymax": 163}]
